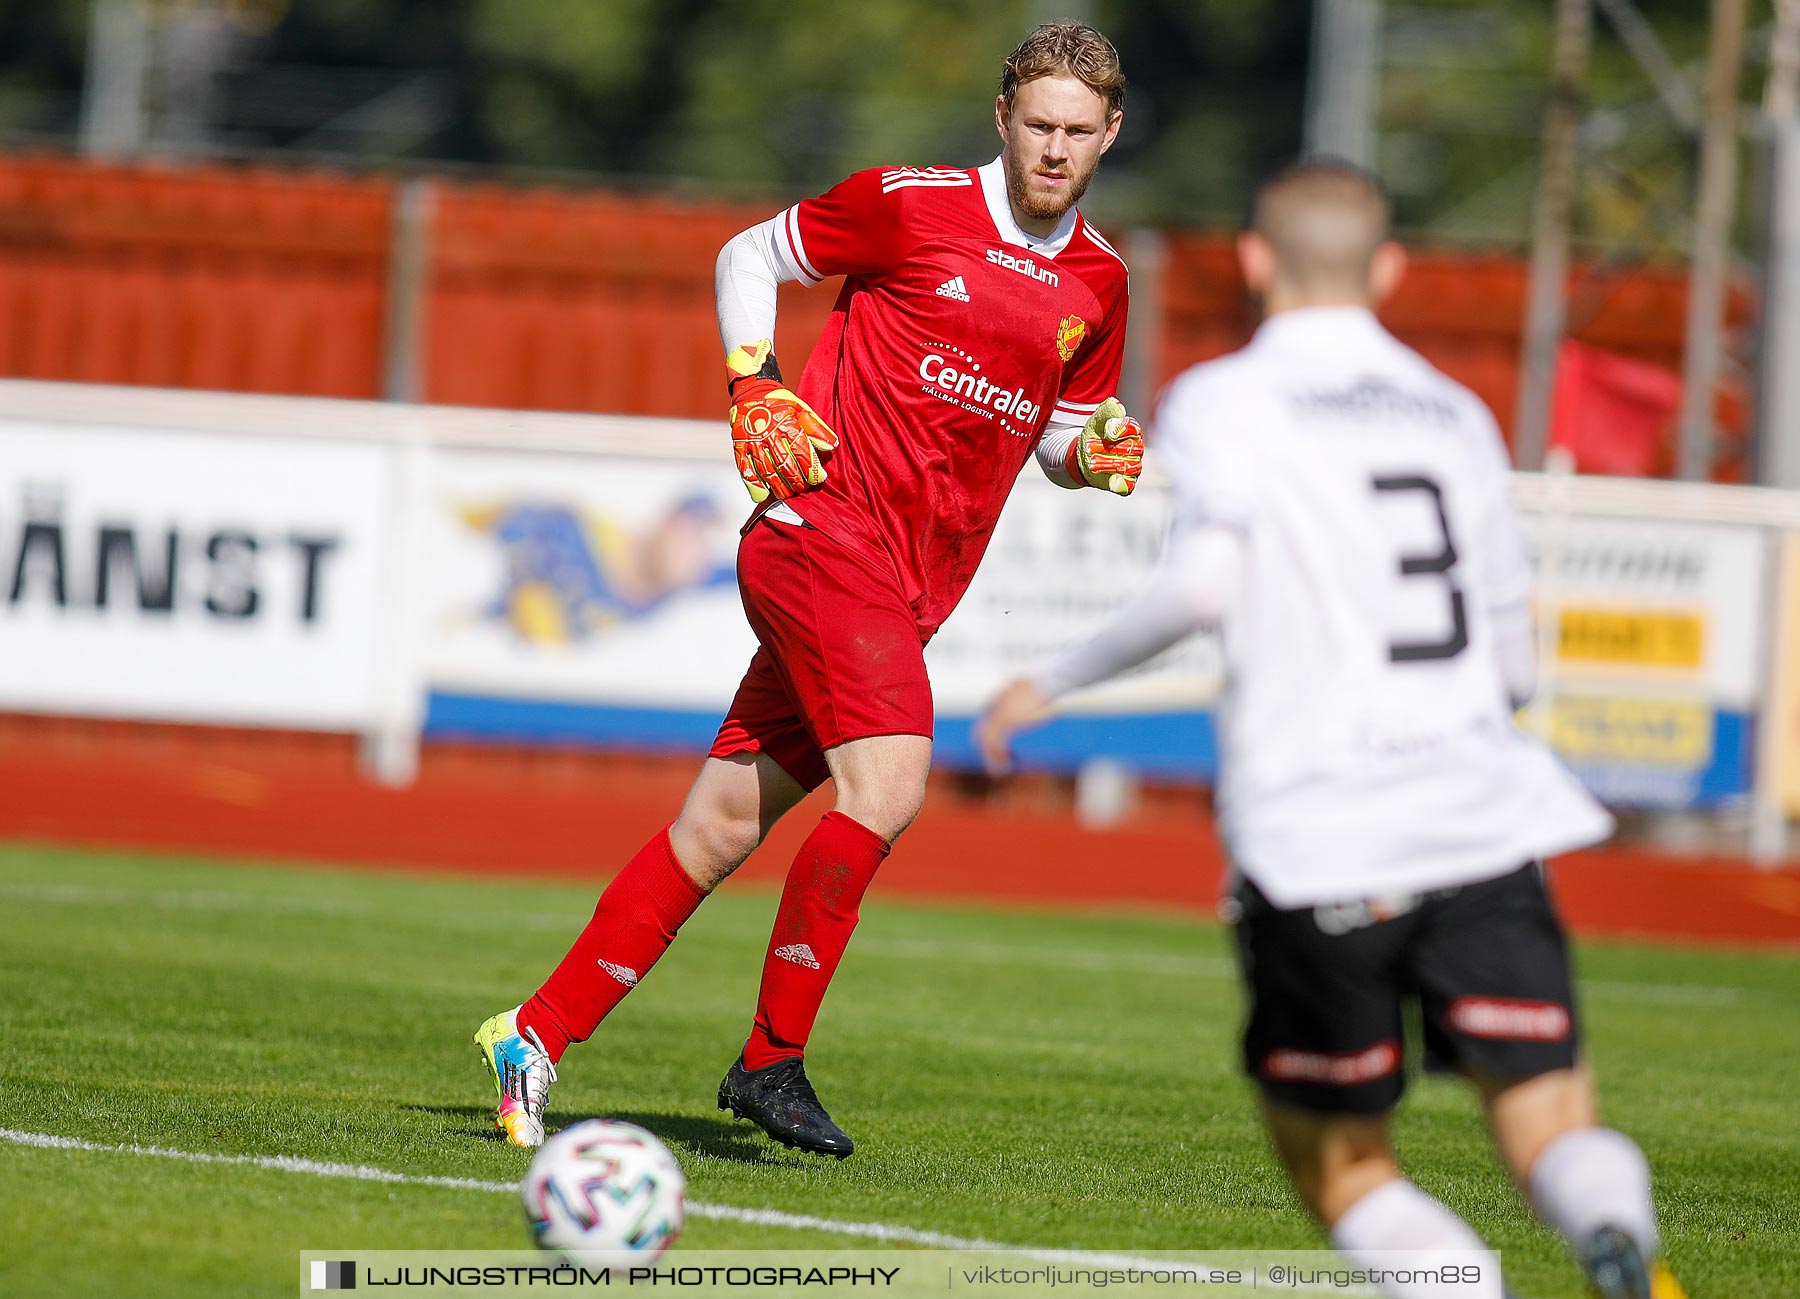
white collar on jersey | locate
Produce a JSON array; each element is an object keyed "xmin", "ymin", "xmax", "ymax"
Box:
[
  {"xmin": 978, "ymin": 156, "xmax": 1080, "ymax": 258},
  {"xmin": 1252, "ymin": 304, "xmax": 1387, "ymax": 346}
]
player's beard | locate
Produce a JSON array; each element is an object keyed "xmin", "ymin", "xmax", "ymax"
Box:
[{"xmin": 1003, "ymin": 146, "xmax": 1098, "ymax": 223}]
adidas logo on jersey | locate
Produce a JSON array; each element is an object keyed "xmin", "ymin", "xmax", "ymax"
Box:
[
  {"xmin": 773, "ymin": 942, "xmax": 821, "ymax": 969},
  {"xmin": 596, "ymin": 958, "xmax": 640, "ymax": 987},
  {"xmin": 934, "ymin": 275, "xmax": 971, "ymax": 302}
]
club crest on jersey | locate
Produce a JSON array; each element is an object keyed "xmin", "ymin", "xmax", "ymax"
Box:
[{"xmin": 1055, "ymin": 315, "xmax": 1087, "ymax": 363}]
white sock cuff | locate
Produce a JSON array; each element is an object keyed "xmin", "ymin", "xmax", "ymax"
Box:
[
  {"xmin": 1331, "ymin": 1177, "xmax": 1486, "ymax": 1253},
  {"xmin": 1333, "ymin": 1180, "xmax": 1415, "ymax": 1248},
  {"xmin": 1332, "ymin": 1179, "xmax": 1502, "ymax": 1298},
  {"xmin": 1530, "ymin": 1127, "xmax": 1658, "ymax": 1259}
]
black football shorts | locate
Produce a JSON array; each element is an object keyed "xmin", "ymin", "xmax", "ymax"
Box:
[{"xmin": 1231, "ymin": 861, "xmax": 1580, "ymax": 1115}]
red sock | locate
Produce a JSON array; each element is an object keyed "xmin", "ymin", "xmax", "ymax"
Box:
[
  {"xmin": 743, "ymin": 811, "xmax": 890, "ymax": 1070},
  {"xmin": 517, "ymin": 824, "xmax": 704, "ymax": 1064}
]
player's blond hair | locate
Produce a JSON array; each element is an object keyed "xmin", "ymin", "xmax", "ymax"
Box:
[{"xmin": 1000, "ymin": 22, "xmax": 1126, "ymax": 117}]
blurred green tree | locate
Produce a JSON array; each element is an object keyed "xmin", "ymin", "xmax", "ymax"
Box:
[{"xmin": 0, "ymin": 0, "xmax": 1741, "ymax": 250}]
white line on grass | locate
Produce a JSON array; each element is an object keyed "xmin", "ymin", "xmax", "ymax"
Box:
[
  {"xmin": 0, "ymin": 881, "xmax": 380, "ymax": 919},
  {"xmin": 0, "ymin": 1127, "xmax": 1176, "ymax": 1267},
  {"xmin": 1, "ymin": 1127, "xmax": 515, "ymax": 1194},
  {"xmin": 1581, "ymin": 978, "xmax": 1747, "ymax": 1006}
]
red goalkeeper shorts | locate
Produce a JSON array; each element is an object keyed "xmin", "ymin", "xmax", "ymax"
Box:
[{"xmin": 709, "ymin": 516, "xmax": 934, "ymax": 791}]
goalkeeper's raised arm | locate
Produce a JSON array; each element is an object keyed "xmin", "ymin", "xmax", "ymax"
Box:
[{"xmin": 713, "ymin": 169, "xmax": 1140, "ymax": 501}]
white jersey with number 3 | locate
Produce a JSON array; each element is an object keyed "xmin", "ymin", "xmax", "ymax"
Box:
[{"xmin": 1159, "ymin": 307, "xmax": 1612, "ymax": 906}]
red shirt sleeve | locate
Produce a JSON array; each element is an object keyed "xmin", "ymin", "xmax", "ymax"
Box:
[
  {"xmin": 1051, "ymin": 279, "xmax": 1130, "ymax": 426},
  {"xmin": 771, "ymin": 168, "xmax": 908, "ymax": 285}
]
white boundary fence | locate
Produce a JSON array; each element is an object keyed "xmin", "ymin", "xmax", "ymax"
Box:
[{"xmin": 3, "ymin": 379, "xmax": 1797, "ymax": 862}]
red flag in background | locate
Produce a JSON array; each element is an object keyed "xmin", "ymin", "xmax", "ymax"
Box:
[{"xmin": 1548, "ymin": 340, "xmax": 1682, "ymax": 476}]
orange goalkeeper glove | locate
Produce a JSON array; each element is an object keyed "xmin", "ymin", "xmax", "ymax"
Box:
[
  {"xmin": 1069, "ymin": 397, "xmax": 1144, "ymax": 495},
  {"xmin": 726, "ymin": 340, "xmax": 839, "ymax": 503}
]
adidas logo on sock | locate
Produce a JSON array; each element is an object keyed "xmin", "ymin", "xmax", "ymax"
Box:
[
  {"xmin": 934, "ymin": 275, "xmax": 970, "ymax": 302},
  {"xmin": 773, "ymin": 943, "xmax": 821, "ymax": 969},
  {"xmin": 596, "ymin": 958, "xmax": 640, "ymax": 987}
]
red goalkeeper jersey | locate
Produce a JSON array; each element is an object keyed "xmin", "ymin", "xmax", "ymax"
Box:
[{"xmin": 765, "ymin": 158, "xmax": 1130, "ymax": 636}]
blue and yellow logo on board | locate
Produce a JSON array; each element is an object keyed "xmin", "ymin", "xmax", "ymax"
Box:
[
  {"xmin": 461, "ymin": 496, "xmax": 734, "ymax": 645},
  {"xmin": 1546, "ymin": 696, "xmax": 1712, "ymax": 767},
  {"xmin": 1556, "ymin": 607, "xmax": 1705, "ymax": 669}
]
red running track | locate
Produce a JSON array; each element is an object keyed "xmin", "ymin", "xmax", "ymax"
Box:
[{"xmin": 3, "ymin": 734, "xmax": 1798, "ymax": 949}]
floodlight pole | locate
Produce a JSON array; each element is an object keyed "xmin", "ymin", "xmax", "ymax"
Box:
[
  {"xmin": 1677, "ymin": 0, "xmax": 1748, "ymax": 483},
  {"xmin": 1757, "ymin": 0, "xmax": 1800, "ymax": 491},
  {"xmin": 1748, "ymin": 2, "xmax": 1800, "ymax": 863},
  {"xmin": 382, "ymin": 179, "xmax": 436, "ymax": 405},
  {"xmin": 80, "ymin": 0, "xmax": 150, "ymax": 158},
  {"xmin": 1515, "ymin": 0, "xmax": 1592, "ymax": 471},
  {"xmin": 1769, "ymin": 0, "xmax": 1800, "ymax": 122},
  {"xmin": 1304, "ymin": 0, "xmax": 1382, "ymax": 166}
]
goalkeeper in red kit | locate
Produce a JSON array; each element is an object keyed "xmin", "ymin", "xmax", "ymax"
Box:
[{"xmin": 474, "ymin": 22, "xmax": 1144, "ymax": 1156}]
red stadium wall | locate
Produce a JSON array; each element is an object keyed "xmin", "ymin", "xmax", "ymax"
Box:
[
  {"xmin": 0, "ymin": 154, "xmax": 841, "ymax": 418},
  {"xmin": 0, "ymin": 153, "xmax": 1747, "ymax": 471},
  {"xmin": 424, "ymin": 184, "xmax": 839, "ymax": 417},
  {"xmin": 0, "ymin": 156, "xmax": 389, "ymax": 397},
  {"xmin": 1, "ymin": 153, "xmax": 1787, "ymax": 946}
]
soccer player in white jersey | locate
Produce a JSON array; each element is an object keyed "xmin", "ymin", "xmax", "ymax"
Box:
[{"xmin": 977, "ymin": 160, "xmax": 1686, "ymax": 1299}]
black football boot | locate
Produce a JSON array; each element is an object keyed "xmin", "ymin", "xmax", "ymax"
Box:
[{"xmin": 717, "ymin": 1056, "xmax": 854, "ymax": 1158}]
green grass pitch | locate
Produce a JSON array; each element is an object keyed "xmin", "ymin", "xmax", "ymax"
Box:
[{"xmin": 0, "ymin": 842, "xmax": 1795, "ymax": 1297}]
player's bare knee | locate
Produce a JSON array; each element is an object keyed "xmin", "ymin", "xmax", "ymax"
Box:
[
  {"xmin": 669, "ymin": 808, "xmax": 764, "ymax": 890},
  {"xmin": 670, "ymin": 754, "xmax": 799, "ymax": 888},
  {"xmin": 824, "ymin": 735, "xmax": 931, "ymax": 840},
  {"xmin": 834, "ymin": 774, "xmax": 926, "ymax": 843}
]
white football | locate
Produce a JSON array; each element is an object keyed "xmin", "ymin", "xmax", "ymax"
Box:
[{"xmin": 521, "ymin": 1119, "xmax": 686, "ymax": 1265}]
